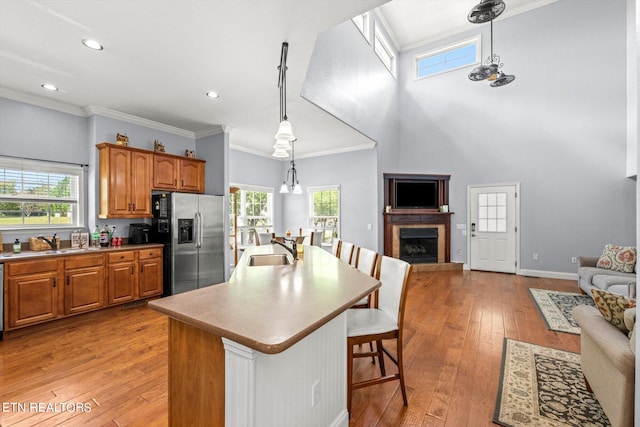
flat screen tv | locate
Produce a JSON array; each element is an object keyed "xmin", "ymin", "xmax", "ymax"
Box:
[{"xmin": 394, "ymin": 180, "xmax": 438, "ymax": 209}]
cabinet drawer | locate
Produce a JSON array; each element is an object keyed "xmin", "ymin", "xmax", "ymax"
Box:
[
  {"xmin": 7, "ymin": 259, "xmax": 58, "ymax": 276},
  {"xmin": 139, "ymin": 248, "xmax": 162, "ymax": 260},
  {"xmin": 64, "ymin": 254, "xmax": 104, "ymax": 269},
  {"xmin": 107, "ymin": 251, "xmax": 135, "ymax": 263}
]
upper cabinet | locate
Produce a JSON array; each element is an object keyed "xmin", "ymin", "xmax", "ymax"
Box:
[
  {"xmin": 153, "ymin": 154, "xmax": 205, "ymax": 193},
  {"xmin": 98, "ymin": 143, "xmax": 153, "ymax": 219},
  {"xmin": 97, "ymin": 143, "xmax": 206, "ymax": 219}
]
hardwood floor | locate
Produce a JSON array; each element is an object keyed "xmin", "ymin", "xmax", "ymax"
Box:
[{"xmin": 0, "ymin": 270, "xmax": 582, "ymax": 426}]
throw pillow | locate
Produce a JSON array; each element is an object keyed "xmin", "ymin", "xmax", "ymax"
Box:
[
  {"xmin": 596, "ymin": 244, "xmax": 637, "ymax": 273},
  {"xmin": 591, "ymin": 289, "xmax": 637, "ymax": 334}
]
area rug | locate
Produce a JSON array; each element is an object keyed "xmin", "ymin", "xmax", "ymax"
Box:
[
  {"xmin": 529, "ymin": 288, "xmax": 595, "ymax": 334},
  {"xmin": 494, "ymin": 338, "xmax": 610, "ymax": 427}
]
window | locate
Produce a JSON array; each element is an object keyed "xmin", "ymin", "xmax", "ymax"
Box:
[
  {"xmin": 352, "ymin": 12, "xmax": 370, "ymax": 42},
  {"xmin": 415, "ymin": 37, "xmax": 480, "ymax": 79},
  {"xmin": 308, "ymin": 185, "xmax": 340, "ymax": 245},
  {"xmin": 374, "ymin": 25, "xmax": 396, "ymax": 76},
  {"xmin": 0, "ymin": 157, "xmax": 84, "ymax": 228},
  {"xmin": 477, "ymin": 192, "xmax": 507, "ymax": 232},
  {"xmin": 230, "ymin": 184, "xmax": 274, "ymax": 246}
]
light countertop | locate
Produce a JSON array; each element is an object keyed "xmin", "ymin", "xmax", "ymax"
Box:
[
  {"xmin": 148, "ymin": 245, "xmax": 380, "ymax": 354},
  {"xmin": 0, "ymin": 243, "xmax": 163, "ymax": 262}
]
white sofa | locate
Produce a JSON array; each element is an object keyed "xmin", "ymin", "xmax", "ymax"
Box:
[
  {"xmin": 572, "ymin": 305, "xmax": 636, "ymax": 427},
  {"xmin": 577, "ymin": 256, "xmax": 636, "ymax": 298}
]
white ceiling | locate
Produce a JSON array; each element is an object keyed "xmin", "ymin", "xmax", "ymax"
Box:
[{"xmin": 0, "ymin": 0, "xmax": 555, "ymax": 158}]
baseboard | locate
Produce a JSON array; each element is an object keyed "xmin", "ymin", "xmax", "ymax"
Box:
[
  {"xmin": 518, "ymin": 269, "xmax": 578, "ymax": 281},
  {"xmin": 331, "ymin": 409, "xmax": 349, "ymax": 427}
]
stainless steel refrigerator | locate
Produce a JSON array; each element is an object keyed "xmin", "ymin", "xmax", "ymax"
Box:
[{"xmin": 151, "ymin": 192, "xmax": 224, "ymax": 295}]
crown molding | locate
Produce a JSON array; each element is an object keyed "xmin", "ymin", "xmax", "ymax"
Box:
[
  {"xmin": 0, "ymin": 87, "xmax": 87, "ymax": 117},
  {"xmin": 84, "ymin": 105, "xmax": 196, "ymax": 138},
  {"xmin": 194, "ymin": 125, "xmax": 230, "ymax": 139}
]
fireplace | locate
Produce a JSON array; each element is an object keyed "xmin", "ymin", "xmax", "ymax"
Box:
[{"xmin": 399, "ymin": 228, "xmax": 438, "ymax": 264}]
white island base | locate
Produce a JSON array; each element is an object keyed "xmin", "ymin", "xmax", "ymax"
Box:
[{"xmin": 223, "ymin": 312, "xmax": 348, "ymax": 427}]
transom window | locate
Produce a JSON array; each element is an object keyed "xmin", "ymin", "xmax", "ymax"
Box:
[
  {"xmin": 352, "ymin": 12, "xmax": 370, "ymax": 42},
  {"xmin": 308, "ymin": 185, "xmax": 340, "ymax": 245},
  {"xmin": 374, "ymin": 25, "xmax": 396, "ymax": 77},
  {"xmin": 230, "ymin": 184, "xmax": 273, "ymax": 246},
  {"xmin": 0, "ymin": 157, "xmax": 85, "ymax": 228},
  {"xmin": 477, "ymin": 192, "xmax": 507, "ymax": 232},
  {"xmin": 415, "ymin": 37, "xmax": 480, "ymax": 79}
]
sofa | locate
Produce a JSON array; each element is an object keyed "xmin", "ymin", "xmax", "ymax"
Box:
[
  {"xmin": 578, "ymin": 256, "xmax": 636, "ymax": 298},
  {"xmin": 572, "ymin": 304, "xmax": 636, "ymax": 427}
]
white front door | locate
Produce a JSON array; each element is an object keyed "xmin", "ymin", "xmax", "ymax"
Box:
[{"xmin": 468, "ymin": 184, "xmax": 518, "ymax": 273}]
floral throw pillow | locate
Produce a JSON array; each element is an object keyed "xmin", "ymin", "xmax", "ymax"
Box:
[
  {"xmin": 591, "ymin": 289, "xmax": 637, "ymax": 334},
  {"xmin": 596, "ymin": 244, "xmax": 637, "ymax": 273}
]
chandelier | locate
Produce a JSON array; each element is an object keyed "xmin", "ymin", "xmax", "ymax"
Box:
[
  {"xmin": 273, "ymin": 42, "xmax": 296, "ymax": 157},
  {"xmin": 279, "ymin": 139, "xmax": 301, "ymax": 194},
  {"xmin": 467, "ymin": 0, "xmax": 515, "ymax": 87}
]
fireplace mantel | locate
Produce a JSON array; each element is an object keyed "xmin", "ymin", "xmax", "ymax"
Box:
[{"xmin": 383, "ymin": 211, "xmax": 453, "ymax": 263}]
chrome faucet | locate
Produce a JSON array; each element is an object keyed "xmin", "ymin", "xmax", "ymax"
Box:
[
  {"xmin": 271, "ymin": 238, "xmax": 298, "ymax": 260},
  {"xmin": 38, "ymin": 234, "xmax": 57, "ymax": 250}
]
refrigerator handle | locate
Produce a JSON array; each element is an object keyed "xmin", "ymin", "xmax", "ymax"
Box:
[{"xmin": 195, "ymin": 212, "xmax": 203, "ymax": 248}]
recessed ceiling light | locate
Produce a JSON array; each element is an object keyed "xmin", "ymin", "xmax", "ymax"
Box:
[
  {"xmin": 82, "ymin": 38, "xmax": 103, "ymax": 50},
  {"xmin": 206, "ymin": 91, "xmax": 220, "ymax": 98},
  {"xmin": 41, "ymin": 83, "xmax": 59, "ymax": 91}
]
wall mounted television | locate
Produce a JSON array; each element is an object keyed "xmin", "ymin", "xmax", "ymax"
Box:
[{"xmin": 394, "ymin": 180, "xmax": 439, "ymax": 209}]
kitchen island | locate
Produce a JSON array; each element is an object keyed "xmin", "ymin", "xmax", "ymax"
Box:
[{"xmin": 148, "ymin": 244, "xmax": 380, "ymax": 427}]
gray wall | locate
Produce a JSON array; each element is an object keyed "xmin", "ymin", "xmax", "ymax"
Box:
[
  {"xmin": 303, "ymin": 0, "xmax": 636, "ymax": 274},
  {"xmin": 396, "ymin": 0, "xmax": 634, "ymax": 273}
]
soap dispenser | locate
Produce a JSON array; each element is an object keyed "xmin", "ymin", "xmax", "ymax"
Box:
[{"xmin": 13, "ymin": 238, "xmax": 21, "ymax": 254}]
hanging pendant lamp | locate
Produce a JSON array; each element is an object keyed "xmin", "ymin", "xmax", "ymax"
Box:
[
  {"xmin": 273, "ymin": 42, "xmax": 296, "ymax": 157},
  {"xmin": 279, "ymin": 139, "xmax": 301, "ymax": 194}
]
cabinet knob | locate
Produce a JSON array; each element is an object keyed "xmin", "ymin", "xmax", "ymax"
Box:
[{"xmin": 53, "ymin": 278, "xmax": 57, "ymax": 288}]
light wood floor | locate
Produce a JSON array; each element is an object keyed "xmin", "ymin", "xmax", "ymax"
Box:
[{"xmin": 0, "ymin": 270, "xmax": 582, "ymax": 426}]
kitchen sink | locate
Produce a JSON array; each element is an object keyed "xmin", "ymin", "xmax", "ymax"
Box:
[{"xmin": 247, "ymin": 254, "xmax": 291, "ymax": 266}]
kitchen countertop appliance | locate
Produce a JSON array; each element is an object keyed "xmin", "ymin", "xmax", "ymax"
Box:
[
  {"xmin": 150, "ymin": 192, "xmax": 224, "ymax": 295},
  {"xmin": 128, "ymin": 223, "xmax": 150, "ymax": 244}
]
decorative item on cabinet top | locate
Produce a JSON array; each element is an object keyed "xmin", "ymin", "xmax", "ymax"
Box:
[
  {"xmin": 116, "ymin": 133, "xmax": 129, "ymax": 146},
  {"xmin": 185, "ymin": 149, "xmax": 196, "ymax": 158},
  {"xmin": 154, "ymin": 140, "xmax": 165, "ymax": 152}
]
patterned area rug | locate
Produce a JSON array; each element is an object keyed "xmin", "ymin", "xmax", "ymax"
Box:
[
  {"xmin": 529, "ymin": 288, "xmax": 595, "ymax": 334},
  {"xmin": 494, "ymin": 338, "xmax": 610, "ymax": 427}
]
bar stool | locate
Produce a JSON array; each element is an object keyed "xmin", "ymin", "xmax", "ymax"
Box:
[
  {"xmin": 347, "ymin": 255, "xmax": 412, "ymax": 414},
  {"xmin": 351, "ymin": 247, "xmax": 379, "ymax": 308},
  {"xmin": 339, "ymin": 241, "xmax": 354, "ymax": 264},
  {"xmin": 331, "ymin": 238, "xmax": 341, "ymax": 257}
]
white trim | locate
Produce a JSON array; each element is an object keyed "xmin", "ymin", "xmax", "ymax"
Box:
[
  {"xmin": 85, "ymin": 105, "xmax": 195, "ymax": 138},
  {"xmin": 230, "ymin": 183, "xmax": 274, "ymax": 194},
  {"xmin": 0, "ymin": 88, "xmax": 87, "ymax": 117},
  {"xmin": 414, "ymin": 35, "xmax": 481, "ymax": 80},
  {"xmin": 372, "ymin": 8, "xmax": 400, "ymax": 52},
  {"xmin": 518, "ymin": 269, "xmax": 578, "ymax": 281},
  {"xmin": 194, "ymin": 125, "xmax": 227, "ymax": 139}
]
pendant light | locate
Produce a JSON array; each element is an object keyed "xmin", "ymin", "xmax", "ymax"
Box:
[
  {"xmin": 279, "ymin": 139, "xmax": 301, "ymax": 194},
  {"xmin": 273, "ymin": 42, "xmax": 295, "ymax": 157},
  {"xmin": 467, "ymin": 0, "xmax": 515, "ymax": 87}
]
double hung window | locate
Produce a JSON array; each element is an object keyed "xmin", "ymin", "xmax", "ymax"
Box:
[
  {"xmin": 230, "ymin": 185, "xmax": 274, "ymax": 246},
  {"xmin": 308, "ymin": 185, "xmax": 340, "ymax": 245},
  {"xmin": 0, "ymin": 157, "xmax": 84, "ymax": 228}
]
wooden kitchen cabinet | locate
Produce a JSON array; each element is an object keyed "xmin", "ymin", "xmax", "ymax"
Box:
[
  {"xmin": 97, "ymin": 143, "xmax": 153, "ymax": 219},
  {"xmin": 107, "ymin": 251, "xmax": 137, "ymax": 305},
  {"xmin": 153, "ymin": 155, "xmax": 179, "ymax": 189},
  {"xmin": 138, "ymin": 247, "xmax": 163, "ymax": 298},
  {"xmin": 6, "ymin": 259, "xmax": 59, "ymax": 329},
  {"xmin": 153, "ymin": 153, "xmax": 205, "ymax": 193},
  {"xmin": 63, "ymin": 255, "xmax": 105, "ymax": 315},
  {"xmin": 3, "ymin": 246, "xmax": 163, "ymax": 332}
]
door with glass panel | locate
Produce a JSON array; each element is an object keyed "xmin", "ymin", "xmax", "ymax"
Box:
[{"xmin": 468, "ymin": 184, "xmax": 518, "ymax": 273}]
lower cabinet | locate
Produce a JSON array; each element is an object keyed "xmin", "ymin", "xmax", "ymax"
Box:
[
  {"xmin": 139, "ymin": 248, "xmax": 163, "ymax": 298},
  {"xmin": 64, "ymin": 255, "xmax": 106, "ymax": 315},
  {"xmin": 107, "ymin": 251, "xmax": 137, "ymax": 304},
  {"xmin": 6, "ymin": 259, "xmax": 59, "ymax": 329},
  {"xmin": 4, "ymin": 246, "xmax": 163, "ymax": 331}
]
